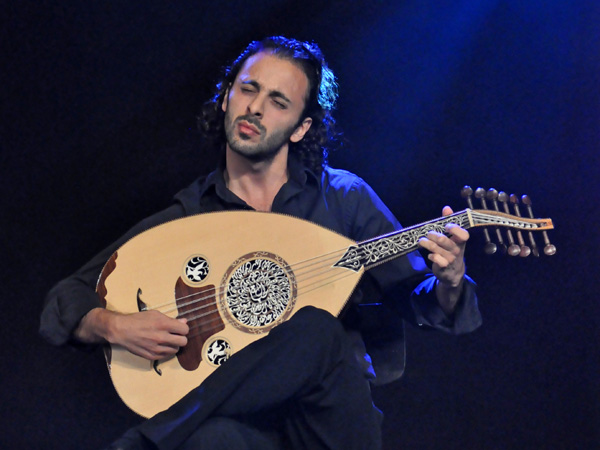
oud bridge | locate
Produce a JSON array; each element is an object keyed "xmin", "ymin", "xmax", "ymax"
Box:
[{"xmin": 462, "ymin": 186, "xmax": 556, "ymax": 257}]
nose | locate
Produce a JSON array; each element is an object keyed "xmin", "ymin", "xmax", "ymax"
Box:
[{"xmin": 246, "ymin": 94, "xmax": 264, "ymax": 118}]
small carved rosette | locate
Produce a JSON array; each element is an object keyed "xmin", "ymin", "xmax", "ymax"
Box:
[
  {"xmin": 204, "ymin": 338, "xmax": 231, "ymax": 366},
  {"xmin": 183, "ymin": 255, "xmax": 210, "ymax": 284}
]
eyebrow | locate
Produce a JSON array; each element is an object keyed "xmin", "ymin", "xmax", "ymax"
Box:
[{"xmin": 240, "ymin": 80, "xmax": 292, "ymax": 105}]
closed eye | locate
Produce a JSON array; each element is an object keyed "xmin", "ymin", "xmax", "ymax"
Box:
[{"xmin": 239, "ymin": 80, "xmax": 259, "ymax": 94}]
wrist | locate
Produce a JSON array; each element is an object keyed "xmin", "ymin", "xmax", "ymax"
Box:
[
  {"xmin": 435, "ymin": 277, "xmax": 465, "ymax": 315},
  {"xmin": 74, "ymin": 307, "xmax": 115, "ymax": 344}
]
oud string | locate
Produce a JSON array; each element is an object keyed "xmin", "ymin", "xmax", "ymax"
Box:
[
  {"xmin": 181, "ymin": 267, "xmax": 362, "ymax": 341},
  {"xmin": 134, "ymin": 210, "xmax": 474, "ymax": 314},
  {"xmin": 139, "ymin": 244, "xmax": 357, "ymax": 335},
  {"xmin": 134, "ymin": 241, "xmax": 351, "ymax": 315},
  {"xmin": 110, "ymin": 210, "xmax": 494, "ymax": 338}
]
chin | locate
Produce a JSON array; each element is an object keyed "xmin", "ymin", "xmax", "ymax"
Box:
[{"xmin": 231, "ymin": 145, "xmax": 280, "ymax": 163}]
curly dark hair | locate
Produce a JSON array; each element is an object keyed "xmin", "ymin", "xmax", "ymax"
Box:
[{"xmin": 198, "ymin": 36, "xmax": 342, "ymax": 173}]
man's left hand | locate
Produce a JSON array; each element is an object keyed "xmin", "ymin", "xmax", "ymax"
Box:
[{"xmin": 418, "ymin": 206, "xmax": 469, "ymax": 313}]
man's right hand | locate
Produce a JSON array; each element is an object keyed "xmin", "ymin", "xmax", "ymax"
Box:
[{"xmin": 74, "ymin": 308, "xmax": 189, "ymax": 361}]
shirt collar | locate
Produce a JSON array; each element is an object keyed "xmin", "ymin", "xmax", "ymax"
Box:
[
  {"xmin": 287, "ymin": 153, "xmax": 321, "ymax": 190},
  {"xmin": 197, "ymin": 153, "xmax": 322, "ymax": 201}
]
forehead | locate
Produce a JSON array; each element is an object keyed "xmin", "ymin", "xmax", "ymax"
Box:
[{"xmin": 236, "ymin": 52, "xmax": 309, "ymax": 103}]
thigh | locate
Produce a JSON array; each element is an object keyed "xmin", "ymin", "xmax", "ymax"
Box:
[{"xmin": 143, "ymin": 307, "xmax": 380, "ymax": 450}]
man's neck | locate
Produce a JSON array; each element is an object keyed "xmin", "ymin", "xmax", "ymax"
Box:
[{"xmin": 224, "ymin": 146, "xmax": 289, "ymax": 212}]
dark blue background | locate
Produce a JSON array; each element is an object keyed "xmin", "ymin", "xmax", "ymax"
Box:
[{"xmin": 2, "ymin": 1, "xmax": 598, "ymax": 448}]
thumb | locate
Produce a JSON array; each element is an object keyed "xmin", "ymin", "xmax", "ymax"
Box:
[{"xmin": 442, "ymin": 205, "xmax": 454, "ymax": 217}]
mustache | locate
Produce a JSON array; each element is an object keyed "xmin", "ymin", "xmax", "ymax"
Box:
[{"xmin": 234, "ymin": 115, "xmax": 266, "ymax": 133}]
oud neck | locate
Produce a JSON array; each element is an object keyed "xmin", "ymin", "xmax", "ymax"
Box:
[
  {"xmin": 333, "ymin": 210, "xmax": 473, "ymax": 272},
  {"xmin": 332, "ymin": 208, "xmax": 553, "ymax": 272}
]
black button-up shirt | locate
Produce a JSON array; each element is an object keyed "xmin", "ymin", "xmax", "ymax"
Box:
[{"xmin": 41, "ymin": 155, "xmax": 481, "ymax": 384}]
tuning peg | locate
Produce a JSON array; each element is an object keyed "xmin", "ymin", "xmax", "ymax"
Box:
[
  {"xmin": 486, "ymin": 188, "xmax": 508, "ymax": 254},
  {"xmin": 519, "ymin": 195, "xmax": 540, "ymax": 257},
  {"xmin": 509, "ymin": 194, "xmax": 531, "ymax": 257},
  {"xmin": 522, "ymin": 195, "xmax": 557, "ymax": 256},
  {"xmin": 498, "ymin": 191, "xmax": 521, "ymax": 256},
  {"xmin": 471, "ymin": 187, "xmax": 497, "ymax": 255},
  {"xmin": 543, "ymin": 237, "xmax": 557, "ymax": 256},
  {"xmin": 461, "ymin": 186, "xmax": 475, "ymax": 208}
]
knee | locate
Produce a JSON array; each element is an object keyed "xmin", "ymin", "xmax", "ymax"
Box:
[
  {"xmin": 293, "ymin": 306, "xmax": 344, "ymax": 335},
  {"xmin": 267, "ymin": 306, "xmax": 351, "ymax": 363},
  {"xmin": 288, "ymin": 306, "xmax": 349, "ymax": 351}
]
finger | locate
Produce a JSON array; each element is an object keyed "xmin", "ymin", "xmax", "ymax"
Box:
[
  {"xmin": 161, "ymin": 333, "xmax": 188, "ymax": 348},
  {"xmin": 129, "ymin": 343, "xmax": 173, "ymax": 361},
  {"xmin": 427, "ymin": 251, "xmax": 453, "ymax": 269},
  {"xmin": 156, "ymin": 340, "xmax": 186, "ymax": 357},
  {"xmin": 153, "ymin": 313, "xmax": 189, "ymax": 335},
  {"xmin": 169, "ymin": 319, "xmax": 190, "ymax": 336},
  {"xmin": 445, "ymin": 223, "xmax": 470, "ymax": 243},
  {"xmin": 145, "ymin": 335, "xmax": 188, "ymax": 359},
  {"xmin": 442, "ymin": 205, "xmax": 454, "ymax": 217},
  {"xmin": 146, "ymin": 347, "xmax": 178, "ymax": 360},
  {"xmin": 419, "ymin": 239, "xmax": 457, "ymax": 269},
  {"xmin": 441, "ymin": 206, "xmax": 469, "ymax": 244},
  {"xmin": 421, "ymin": 230, "xmax": 465, "ymax": 261},
  {"xmin": 421, "ymin": 231, "xmax": 460, "ymax": 254}
]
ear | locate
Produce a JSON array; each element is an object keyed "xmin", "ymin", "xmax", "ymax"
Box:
[
  {"xmin": 289, "ymin": 117, "xmax": 313, "ymax": 143},
  {"xmin": 221, "ymin": 85, "xmax": 231, "ymax": 113}
]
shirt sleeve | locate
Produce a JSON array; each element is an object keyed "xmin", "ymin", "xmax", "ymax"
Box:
[
  {"xmin": 409, "ymin": 273, "xmax": 482, "ymax": 334},
  {"xmin": 39, "ymin": 204, "xmax": 186, "ymax": 347}
]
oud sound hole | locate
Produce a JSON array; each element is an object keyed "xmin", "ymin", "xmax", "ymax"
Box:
[
  {"xmin": 226, "ymin": 258, "xmax": 292, "ymax": 327},
  {"xmin": 205, "ymin": 338, "xmax": 231, "ymax": 366},
  {"xmin": 184, "ymin": 256, "xmax": 209, "ymax": 283}
]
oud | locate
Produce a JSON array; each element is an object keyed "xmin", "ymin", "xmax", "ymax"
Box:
[{"xmin": 97, "ymin": 186, "xmax": 554, "ymax": 418}]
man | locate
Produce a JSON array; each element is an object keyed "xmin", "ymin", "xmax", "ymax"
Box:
[{"xmin": 40, "ymin": 37, "xmax": 481, "ymax": 449}]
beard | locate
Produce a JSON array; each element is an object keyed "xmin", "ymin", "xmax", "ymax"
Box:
[{"xmin": 224, "ymin": 111, "xmax": 298, "ymax": 163}]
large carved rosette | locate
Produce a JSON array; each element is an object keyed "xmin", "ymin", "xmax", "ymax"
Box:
[{"xmin": 219, "ymin": 252, "xmax": 297, "ymax": 333}]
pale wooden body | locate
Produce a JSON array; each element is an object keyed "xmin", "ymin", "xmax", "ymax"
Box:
[{"xmin": 100, "ymin": 211, "xmax": 363, "ymax": 418}]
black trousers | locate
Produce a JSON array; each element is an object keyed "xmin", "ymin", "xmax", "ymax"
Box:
[{"xmin": 136, "ymin": 306, "xmax": 382, "ymax": 450}]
